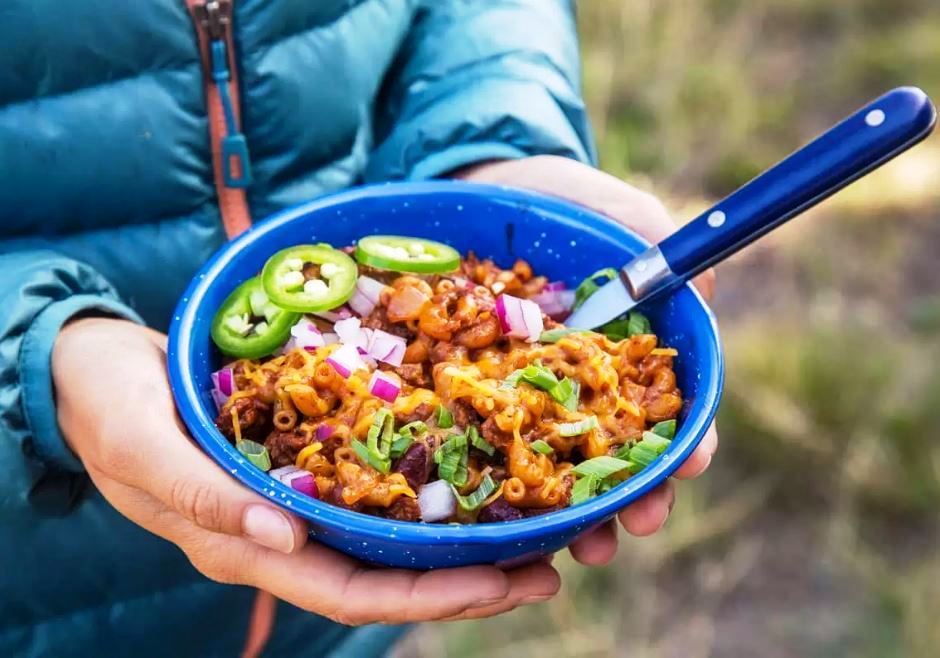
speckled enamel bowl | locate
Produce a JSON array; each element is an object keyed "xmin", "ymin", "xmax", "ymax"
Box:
[{"xmin": 167, "ymin": 181, "xmax": 723, "ymax": 569}]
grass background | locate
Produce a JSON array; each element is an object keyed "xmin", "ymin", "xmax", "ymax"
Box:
[{"xmin": 395, "ymin": 1, "xmax": 940, "ymax": 655}]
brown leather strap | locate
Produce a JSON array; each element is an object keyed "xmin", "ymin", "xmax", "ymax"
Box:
[{"xmin": 241, "ymin": 590, "xmax": 277, "ymax": 658}]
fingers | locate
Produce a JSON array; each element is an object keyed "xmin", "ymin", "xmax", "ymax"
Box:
[
  {"xmin": 568, "ymin": 520, "xmax": 619, "ymax": 566},
  {"xmin": 618, "ymin": 481, "xmax": 675, "ymax": 537},
  {"xmin": 673, "ymin": 423, "xmax": 718, "ymax": 480},
  {"xmin": 439, "ymin": 561, "xmax": 561, "ymax": 621},
  {"xmin": 122, "ymin": 409, "xmax": 308, "ymax": 553},
  {"xmin": 59, "ymin": 323, "xmax": 308, "ymax": 554},
  {"xmin": 230, "ymin": 539, "xmax": 559, "ymax": 625}
]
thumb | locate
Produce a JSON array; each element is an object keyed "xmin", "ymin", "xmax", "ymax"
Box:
[{"xmin": 110, "ymin": 404, "xmax": 308, "ymax": 554}]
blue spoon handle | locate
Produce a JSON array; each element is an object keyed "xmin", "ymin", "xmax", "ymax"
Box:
[{"xmin": 656, "ymin": 87, "xmax": 936, "ymax": 282}]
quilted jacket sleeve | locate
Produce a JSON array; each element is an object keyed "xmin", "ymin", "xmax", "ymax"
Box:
[
  {"xmin": 0, "ymin": 250, "xmax": 142, "ymax": 480},
  {"xmin": 365, "ymin": 0, "xmax": 596, "ymax": 181}
]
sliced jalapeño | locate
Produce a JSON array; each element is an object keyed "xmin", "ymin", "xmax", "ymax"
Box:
[
  {"xmin": 354, "ymin": 236, "xmax": 460, "ymax": 274},
  {"xmin": 261, "ymin": 244, "xmax": 358, "ymax": 313},
  {"xmin": 211, "ymin": 277, "xmax": 300, "ymax": 358}
]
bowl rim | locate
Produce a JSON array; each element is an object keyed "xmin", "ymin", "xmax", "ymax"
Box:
[{"xmin": 168, "ymin": 180, "xmax": 723, "ymax": 545}]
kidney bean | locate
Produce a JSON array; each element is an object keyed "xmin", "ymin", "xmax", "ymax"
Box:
[
  {"xmin": 393, "ymin": 442, "xmax": 431, "ymax": 489},
  {"xmin": 478, "ymin": 497, "xmax": 525, "ymax": 523}
]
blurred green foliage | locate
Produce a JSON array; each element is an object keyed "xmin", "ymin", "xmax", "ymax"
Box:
[{"xmin": 396, "ymin": 2, "xmax": 940, "ymax": 656}]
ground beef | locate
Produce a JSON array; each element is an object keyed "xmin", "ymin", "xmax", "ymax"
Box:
[
  {"xmin": 328, "ymin": 483, "xmax": 363, "ymax": 512},
  {"xmin": 394, "ymin": 401, "xmax": 434, "ymax": 425},
  {"xmin": 216, "ymin": 397, "xmax": 271, "ymax": 441},
  {"xmin": 264, "ymin": 430, "xmax": 310, "ymax": 468},
  {"xmin": 384, "ymin": 496, "xmax": 421, "ymax": 522},
  {"xmin": 362, "ymin": 304, "xmax": 412, "ymax": 339},
  {"xmin": 480, "ymin": 415, "xmax": 513, "ymax": 449},
  {"xmin": 428, "ymin": 340, "xmax": 467, "ymax": 364},
  {"xmin": 356, "ymin": 265, "xmax": 401, "ymax": 285},
  {"xmin": 478, "ymin": 497, "xmax": 525, "ymax": 523},
  {"xmin": 393, "ymin": 442, "xmax": 432, "ymax": 489},
  {"xmin": 522, "ymin": 504, "xmax": 567, "ymax": 518},
  {"xmin": 316, "ymin": 428, "xmax": 344, "ymax": 461},
  {"xmin": 451, "ymin": 399, "xmax": 480, "ymax": 428},
  {"xmin": 395, "ymin": 362, "xmax": 430, "ymax": 388}
]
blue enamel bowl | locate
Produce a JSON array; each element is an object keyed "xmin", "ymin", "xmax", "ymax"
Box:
[{"xmin": 167, "ymin": 181, "xmax": 723, "ymax": 570}]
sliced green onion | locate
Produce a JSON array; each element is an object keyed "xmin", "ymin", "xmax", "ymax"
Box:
[
  {"xmin": 651, "ymin": 419, "xmax": 677, "ymax": 440},
  {"xmin": 554, "ymin": 377, "xmax": 580, "ymax": 412},
  {"xmin": 571, "ymin": 474, "xmax": 599, "ymax": 505},
  {"xmin": 438, "ymin": 444, "xmax": 468, "ymax": 486},
  {"xmin": 627, "ymin": 443, "xmax": 660, "ymax": 472},
  {"xmin": 596, "ymin": 478, "xmax": 617, "ymax": 495},
  {"xmin": 468, "ymin": 425, "xmax": 495, "ymax": 456},
  {"xmin": 571, "ymin": 456, "xmax": 631, "ymax": 479},
  {"xmin": 502, "ymin": 360, "xmax": 558, "ymax": 393},
  {"xmin": 366, "ymin": 408, "xmax": 395, "ymax": 461},
  {"xmin": 599, "ymin": 311, "xmax": 653, "ymax": 342},
  {"xmin": 626, "ymin": 311, "xmax": 653, "ymax": 337},
  {"xmin": 522, "ymin": 360, "xmax": 559, "ymax": 391},
  {"xmin": 558, "ymin": 415, "xmax": 598, "ymax": 437},
  {"xmin": 640, "ymin": 430, "xmax": 671, "ymax": 452},
  {"xmin": 613, "ymin": 442, "xmax": 634, "ymax": 461},
  {"xmin": 434, "ymin": 405, "xmax": 454, "ymax": 429},
  {"xmin": 598, "ymin": 318, "xmax": 629, "ymax": 341},
  {"xmin": 434, "ymin": 432, "xmax": 468, "ymax": 465},
  {"xmin": 452, "ymin": 474, "xmax": 498, "ymax": 511},
  {"xmin": 236, "ymin": 440, "xmax": 271, "ymax": 471},
  {"xmin": 500, "ymin": 368, "xmax": 525, "ymax": 389},
  {"xmin": 352, "ymin": 439, "xmax": 391, "ymax": 473},
  {"xmin": 530, "ymin": 439, "xmax": 554, "ymax": 455},
  {"xmin": 539, "ymin": 328, "xmax": 586, "ymax": 343},
  {"xmin": 616, "ymin": 429, "xmax": 673, "ymax": 473},
  {"xmin": 389, "ymin": 435, "xmax": 415, "ymax": 459},
  {"xmin": 503, "ymin": 361, "xmax": 579, "ymax": 411},
  {"xmin": 572, "ymin": 268, "xmax": 618, "ymax": 311},
  {"xmin": 399, "ymin": 421, "xmax": 428, "ymax": 439}
]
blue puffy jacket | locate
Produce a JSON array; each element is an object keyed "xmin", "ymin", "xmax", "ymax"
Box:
[{"xmin": 0, "ymin": 1, "xmax": 594, "ymax": 656}]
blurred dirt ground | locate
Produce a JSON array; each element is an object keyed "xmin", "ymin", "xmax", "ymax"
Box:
[{"xmin": 394, "ymin": 2, "xmax": 940, "ymax": 656}]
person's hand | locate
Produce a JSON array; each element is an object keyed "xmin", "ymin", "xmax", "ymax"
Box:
[
  {"xmin": 53, "ymin": 318, "xmax": 560, "ymax": 624},
  {"xmin": 455, "ymin": 155, "xmax": 719, "ymax": 565}
]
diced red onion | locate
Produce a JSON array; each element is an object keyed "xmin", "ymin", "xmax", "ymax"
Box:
[
  {"xmin": 276, "ymin": 337, "xmax": 298, "ymax": 355},
  {"xmin": 348, "ymin": 276, "xmax": 387, "ymax": 317},
  {"xmin": 366, "ymin": 328, "xmax": 406, "ymax": 367},
  {"xmin": 333, "ymin": 317, "xmax": 369, "ymax": 350},
  {"xmin": 418, "ymin": 480, "xmax": 457, "ymax": 522},
  {"xmin": 289, "ymin": 320, "xmax": 325, "ymax": 349},
  {"xmin": 544, "ymin": 281, "xmax": 567, "ymax": 292},
  {"xmin": 270, "ymin": 465, "xmax": 318, "ymax": 498},
  {"xmin": 357, "ymin": 276, "xmax": 386, "ymax": 304},
  {"xmin": 323, "ymin": 332, "xmax": 339, "ymax": 345},
  {"xmin": 312, "ymin": 306, "xmax": 353, "ymax": 323},
  {"xmin": 316, "ymin": 424, "xmax": 335, "ymax": 441},
  {"xmin": 368, "ymin": 370, "xmax": 401, "ymax": 403},
  {"xmin": 210, "ymin": 367, "xmax": 236, "ymax": 410},
  {"xmin": 531, "ymin": 289, "xmax": 576, "ymax": 318},
  {"xmin": 348, "ymin": 289, "xmax": 375, "ymax": 317},
  {"xmin": 326, "ymin": 343, "xmax": 365, "ymax": 378},
  {"xmin": 211, "ymin": 388, "xmax": 229, "ymax": 412},
  {"xmin": 495, "ymin": 294, "xmax": 543, "ymax": 342},
  {"xmin": 211, "ymin": 367, "xmax": 235, "ymax": 397},
  {"xmin": 520, "ymin": 298, "xmax": 544, "ymax": 342},
  {"xmin": 451, "ymin": 276, "xmax": 472, "ymax": 289}
]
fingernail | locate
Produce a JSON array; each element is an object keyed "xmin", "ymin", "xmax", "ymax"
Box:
[
  {"xmin": 469, "ymin": 597, "xmax": 503, "ymax": 609},
  {"xmin": 521, "ymin": 594, "xmax": 553, "ymax": 605},
  {"xmin": 243, "ymin": 505, "xmax": 295, "ymax": 553}
]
